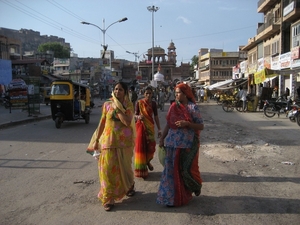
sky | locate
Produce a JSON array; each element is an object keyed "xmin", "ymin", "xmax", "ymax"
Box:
[{"xmin": 0, "ymin": 0, "xmax": 263, "ymax": 65}]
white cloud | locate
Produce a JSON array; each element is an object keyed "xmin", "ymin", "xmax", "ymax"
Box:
[{"xmin": 177, "ymin": 16, "xmax": 191, "ymax": 24}]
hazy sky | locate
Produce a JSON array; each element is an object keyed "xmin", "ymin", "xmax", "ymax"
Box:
[{"xmin": 0, "ymin": 0, "xmax": 263, "ymax": 65}]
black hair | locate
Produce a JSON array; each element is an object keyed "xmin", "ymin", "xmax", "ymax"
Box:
[
  {"xmin": 145, "ymin": 86, "xmax": 153, "ymax": 93},
  {"xmin": 114, "ymin": 82, "xmax": 129, "ymax": 96}
]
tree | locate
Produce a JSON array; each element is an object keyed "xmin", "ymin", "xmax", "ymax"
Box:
[
  {"xmin": 190, "ymin": 55, "xmax": 198, "ymax": 70},
  {"xmin": 38, "ymin": 42, "xmax": 70, "ymax": 58}
]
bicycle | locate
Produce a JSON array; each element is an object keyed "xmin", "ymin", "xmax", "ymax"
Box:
[{"xmin": 222, "ymin": 99, "xmax": 247, "ymax": 112}]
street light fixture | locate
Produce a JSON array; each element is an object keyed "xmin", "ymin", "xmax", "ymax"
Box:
[
  {"xmin": 147, "ymin": 5, "xmax": 159, "ymax": 82},
  {"xmin": 81, "ymin": 17, "xmax": 127, "ymax": 52},
  {"xmin": 126, "ymin": 51, "xmax": 139, "ymax": 63},
  {"xmin": 81, "ymin": 17, "xmax": 128, "ymax": 99}
]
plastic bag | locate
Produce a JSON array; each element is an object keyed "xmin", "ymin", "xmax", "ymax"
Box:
[{"xmin": 158, "ymin": 146, "xmax": 166, "ymax": 166}]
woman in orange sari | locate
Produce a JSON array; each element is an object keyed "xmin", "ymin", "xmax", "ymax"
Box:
[
  {"xmin": 134, "ymin": 86, "xmax": 162, "ymax": 178},
  {"xmin": 157, "ymin": 83, "xmax": 204, "ymax": 207},
  {"xmin": 87, "ymin": 82, "xmax": 136, "ymax": 211}
]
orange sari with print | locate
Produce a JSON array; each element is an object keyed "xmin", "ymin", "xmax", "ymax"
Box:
[{"xmin": 134, "ymin": 99, "xmax": 156, "ymax": 178}]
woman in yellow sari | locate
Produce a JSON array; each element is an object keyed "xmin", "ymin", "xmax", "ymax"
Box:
[
  {"xmin": 134, "ymin": 86, "xmax": 162, "ymax": 178},
  {"xmin": 87, "ymin": 82, "xmax": 136, "ymax": 211}
]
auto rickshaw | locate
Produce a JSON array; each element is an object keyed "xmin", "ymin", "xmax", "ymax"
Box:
[{"xmin": 50, "ymin": 79, "xmax": 91, "ymax": 128}]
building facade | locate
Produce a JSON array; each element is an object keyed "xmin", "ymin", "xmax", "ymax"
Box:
[
  {"xmin": 198, "ymin": 48, "xmax": 243, "ymax": 85},
  {"xmin": 242, "ymin": 0, "xmax": 300, "ymax": 98}
]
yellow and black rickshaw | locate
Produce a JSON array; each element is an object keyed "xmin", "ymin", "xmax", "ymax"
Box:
[{"xmin": 50, "ymin": 79, "xmax": 91, "ymax": 128}]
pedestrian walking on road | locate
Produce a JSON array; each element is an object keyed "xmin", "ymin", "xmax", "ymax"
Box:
[
  {"xmin": 168, "ymin": 88, "xmax": 175, "ymax": 105},
  {"xmin": 130, "ymin": 86, "xmax": 138, "ymax": 110},
  {"xmin": 86, "ymin": 82, "xmax": 136, "ymax": 211},
  {"xmin": 237, "ymin": 86, "xmax": 248, "ymax": 112},
  {"xmin": 157, "ymin": 83, "xmax": 204, "ymax": 207},
  {"xmin": 200, "ymin": 88, "xmax": 205, "ymax": 102},
  {"xmin": 158, "ymin": 89, "xmax": 166, "ymax": 111},
  {"xmin": 134, "ymin": 86, "xmax": 162, "ymax": 178}
]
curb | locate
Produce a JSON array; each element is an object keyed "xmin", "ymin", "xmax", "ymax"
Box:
[{"xmin": 0, "ymin": 115, "xmax": 52, "ymax": 129}]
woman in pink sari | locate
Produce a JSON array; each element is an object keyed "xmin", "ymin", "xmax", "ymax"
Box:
[
  {"xmin": 157, "ymin": 83, "xmax": 204, "ymax": 207},
  {"xmin": 134, "ymin": 86, "xmax": 162, "ymax": 178}
]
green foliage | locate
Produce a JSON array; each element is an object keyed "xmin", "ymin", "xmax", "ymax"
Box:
[
  {"xmin": 190, "ymin": 55, "xmax": 198, "ymax": 69},
  {"xmin": 38, "ymin": 42, "xmax": 70, "ymax": 58}
]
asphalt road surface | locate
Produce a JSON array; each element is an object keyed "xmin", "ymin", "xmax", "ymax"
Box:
[{"xmin": 0, "ymin": 101, "xmax": 299, "ymax": 225}]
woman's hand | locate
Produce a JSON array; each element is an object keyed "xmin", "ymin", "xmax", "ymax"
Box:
[
  {"xmin": 157, "ymin": 130, "xmax": 162, "ymax": 138},
  {"xmin": 93, "ymin": 150, "xmax": 100, "ymax": 160},
  {"xmin": 175, "ymin": 120, "xmax": 190, "ymax": 128},
  {"xmin": 158, "ymin": 138, "xmax": 164, "ymax": 147},
  {"xmin": 93, "ymin": 140, "xmax": 99, "ymax": 150}
]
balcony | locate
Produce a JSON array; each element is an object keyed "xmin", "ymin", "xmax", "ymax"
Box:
[
  {"xmin": 257, "ymin": 0, "xmax": 278, "ymax": 13},
  {"xmin": 199, "ymin": 65, "xmax": 209, "ymax": 71},
  {"xmin": 256, "ymin": 20, "xmax": 281, "ymax": 42},
  {"xmin": 283, "ymin": 0, "xmax": 300, "ymax": 23},
  {"xmin": 241, "ymin": 37, "xmax": 257, "ymax": 51}
]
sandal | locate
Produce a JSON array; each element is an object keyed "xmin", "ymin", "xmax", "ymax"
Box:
[
  {"xmin": 126, "ymin": 183, "xmax": 136, "ymax": 197},
  {"xmin": 103, "ymin": 204, "xmax": 114, "ymax": 211},
  {"xmin": 147, "ymin": 162, "xmax": 154, "ymax": 171}
]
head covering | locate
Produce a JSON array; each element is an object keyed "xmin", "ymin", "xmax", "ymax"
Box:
[
  {"xmin": 175, "ymin": 83, "xmax": 196, "ymax": 103},
  {"xmin": 111, "ymin": 91, "xmax": 136, "ymax": 140}
]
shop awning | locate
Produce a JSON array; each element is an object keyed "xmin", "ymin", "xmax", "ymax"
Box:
[
  {"xmin": 216, "ymin": 79, "xmax": 248, "ymax": 90},
  {"xmin": 207, "ymin": 78, "xmax": 246, "ymax": 90},
  {"xmin": 254, "ymin": 68, "xmax": 278, "ymax": 84}
]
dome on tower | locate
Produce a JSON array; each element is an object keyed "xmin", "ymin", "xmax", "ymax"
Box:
[
  {"xmin": 153, "ymin": 71, "xmax": 164, "ymax": 82},
  {"xmin": 168, "ymin": 40, "xmax": 176, "ymax": 50}
]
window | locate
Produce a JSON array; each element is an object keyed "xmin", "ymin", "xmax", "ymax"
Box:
[
  {"xmin": 257, "ymin": 43, "xmax": 264, "ymax": 59},
  {"xmin": 264, "ymin": 45, "xmax": 271, "ymax": 57},
  {"xmin": 272, "ymin": 40, "xmax": 279, "ymax": 55}
]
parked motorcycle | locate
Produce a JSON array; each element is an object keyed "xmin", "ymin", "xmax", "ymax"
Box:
[
  {"xmin": 287, "ymin": 101, "xmax": 300, "ymax": 126},
  {"xmin": 263, "ymin": 97, "xmax": 292, "ymax": 118}
]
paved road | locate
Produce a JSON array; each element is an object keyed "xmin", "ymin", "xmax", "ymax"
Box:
[{"xmin": 1, "ymin": 100, "xmax": 299, "ymax": 225}]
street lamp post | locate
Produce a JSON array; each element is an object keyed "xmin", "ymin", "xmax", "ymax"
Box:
[
  {"xmin": 126, "ymin": 50, "xmax": 140, "ymax": 71},
  {"xmin": 147, "ymin": 5, "xmax": 159, "ymax": 82},
  {"xmin": 81, "ymin": 17, "xmax": 128, "ymax": 99}
]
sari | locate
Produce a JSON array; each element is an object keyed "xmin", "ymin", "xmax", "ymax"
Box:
[
  {"xmin": 156, "ymin": 101, "xmax": 203, "ymax": 206},
  {"xmin": 134, "ymin": 99, "xmax": 157, "ymax": 178},
  {"xmin": 87, "ymin": 93, "xmax": 135, "ymax": 205}
]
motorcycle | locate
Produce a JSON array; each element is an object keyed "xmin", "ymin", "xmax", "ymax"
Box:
[
  {"xmin": 287, "ymin": 103, "xmax": 300, "ymax": 122},
  {"xmin": 263, "ymin": 97, "xmax": 292, "ymax": 118}
]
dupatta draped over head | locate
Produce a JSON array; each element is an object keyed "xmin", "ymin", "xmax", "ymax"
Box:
[
  {"xmin": 167, "ymin": 83, "xmax": 202, "ymax": 194},
  {"xmin": 176, "ymin": 83, "xmax": 196, "ymax": 104},
  {"xmin": 86, "ymin": 91, "xmax": 135, "ymax": 154}
]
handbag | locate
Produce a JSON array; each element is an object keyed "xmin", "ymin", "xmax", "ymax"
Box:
[{"xmin": 158, "ymin": 146, "xmax": 166, "ymax": 166}]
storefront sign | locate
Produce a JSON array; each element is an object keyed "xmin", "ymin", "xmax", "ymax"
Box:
[
  {"xmin": 283, "ymin": 2, "xmax": 294, "ymax": 17},
  {"xmin": 271, "ymin": 56, "xmax": 280, "ymax": 70},
  {"xmin": 240, "ymin": 61, "xmax": 247, "ymax": 73},
  {"xmin": 291, "ymin": 46, "xmax": 300, "ymax": 60},
  {"xmin": 291, "ymin": 58, "xmax": 300, "ymax": 68},
  {"xmin": 279, "ymin": 52, "xmax": 291, "ymax": 69},
  {"xmin": 257, "ymin": 58, "xmax": 264, "ymax": 71}
]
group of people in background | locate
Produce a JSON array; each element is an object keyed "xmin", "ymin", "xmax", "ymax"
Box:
[{"xmin": 87, "ymin": 82, "xmax": 204, "ymax": 211}]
